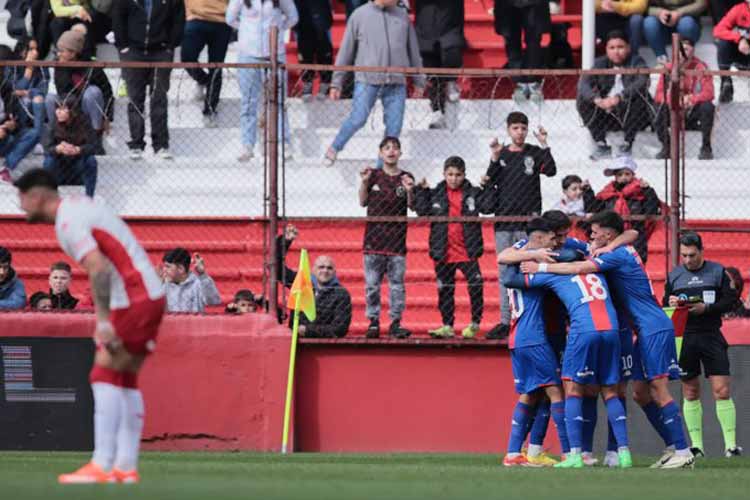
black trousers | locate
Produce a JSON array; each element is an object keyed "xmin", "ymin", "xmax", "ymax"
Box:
[
  {"xmin": 421, "ymin": 43, "xmax": 463, "ymax": 113},
  {"xmin": 577, "ymin": 95, "xmax": 652, "ymax": 144},
  {"xmin": 654, "ymin": 101, "xmax": 714, "ymax": 147},
  {"xmin": 717, "ymin": 39, "xmax": 750, "ymax": 71},
  {"xmin": 121, "ymin": 48, "xmax": 172, "ymax": 152},
  {"xmin": 502, "ymin": 5, "xmax": 547, "ymax": 83},
  {"xmin": 709, "ymin": 0, "xmax": 743, "ymax": 24},
  {"xmin": 297, "ymin": 6, "xmax": 333, "ymax": 84},
  {"xmin": 435, "ymin": 260, "xmax": 484, "ymax": 327}
]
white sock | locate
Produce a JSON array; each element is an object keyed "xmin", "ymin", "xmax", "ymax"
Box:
[
  {"xmin": 114, "ymin": 388, "xmax": 145, "ymax": 472},
  {"xmin": 91, "ymin": 382, "xmax": 123, "ymax": 471},
  {"xmin": 527, "ymin": 444, "xmax": 543, "ymax": 458}
]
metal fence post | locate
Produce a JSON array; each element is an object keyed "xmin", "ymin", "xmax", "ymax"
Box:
[
  {"xmin": 668, "ymin": 33, "xmax": 683, "ymax": 270},
  {"xmin": 268, "ymin": 26, "xmax": 280, "ymax": 320}
]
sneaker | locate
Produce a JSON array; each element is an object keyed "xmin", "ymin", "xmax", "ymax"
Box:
[
  {"xmin": 388, "ymin": 320, "xmax": 411, "ymax": 339},
  {"xmin": 301, "ymin": 81, "xmax": 314, "ymax": 103},
  {"xmin": 526, "ymin": 452, "xmax": 559, "ymax": 467},
  {"xmin": 719, "ymin": 77, "xmax": 734, "ymax": 104},
  {"xmin": 238, "ymin": 146, "xmax": 254, "ymax": 162},
  {"xmin": 32, "ymin": 143, "xmax": 44, "ymax": 156},
  {"xmin": 446, "ymin": 81, "xmax": 460, "ymax": 102},
  {"xmin": 618, "ymin": 449, "xmax": 633, "ymax": 469},
  {"xmin": 365, "ymin": 319, "xmax": 380, "ymax": 339},
  {"xmin": 155, "ymin": 148, "xmax": 173, "ymax": 160},
  {"xmin": 582, "ymin": 452, "xmax": 599, "ymax": 466},
  {"xmin": 428, "ymin": 111, "xmax": 447, "ymax": 130},
  {"xmin": 603, "ymin": 450, "xmax": 620, "ymax": 468},
  {"xmin": 461, "ymin": 323, "xmax": 480, "ymax": 339},
  {"xmin": 512, "ymin": 83, "xmax": 529, "ymax": 104},
  {"xmin": 554, "ymin": 453, "xmax": 584, "ymax": 468},
  {"xmin": 203, "ymin": 113, "xmax": 218, "ymax": 128},
  {"xmin": 725, "ymin": 446, "xmax": 743, "ymax": 457},
  {"xmin": 503, "ymin": 454, "xmax": 539, "ymax": 467},
  {"xmin": 117, "ymin": 80, "xmax": 128, "ymax": 98},
  {"xmin": 655, "ymin": 145, "xmax": 670, "ymax": 160},
  {"xmin": 0, "ymin": 167, "xmax": 12, "ymax": 184},
  {"xmin": 111, "ymin": 468, "xmax": 140, "ymax": 484},
  {"xmin": 317, "ymin": 83, "xmax": 330, "ymax": 101},
  {"xmin": 429, "ymin": 325, "xmax": 455, "ymax": 339},
  {"xmin": 690, "ymin": 447, "xmax": 705, "ymax": 458},
  {"xmin": 485, "ymin": 323, "xmax": 509, "ymax": 340},
  {"xmin": 650, "ymin": 448, "xmax": 676, "ymax": 468},
  {"xmin": 660, "ymin": 451, "xmax": 695, "ymax": 469},
  {"xmin": 283, "ymin": 147, "xmax": 293, "ymax": 161},
  {"xmin": 194, "ymin": 83, "xmax": 206, "ymax": 102},
  {"xmin": 698, "ymin": 145, "xmax": 713, "ymax": 160},
  {"xmin": 655, "ymin": 55, "xmax": 669, "ymax": 68},
  {"xmin": 549, "ymin": 1, "xmax": 561, "ymax": 14},
  {"xmin": 323, "ymin": 147, "xmax": 337, "ymax": 167},
  {"xmin": 618, "ymin": 142, "xmax": 633, "ymax": 155},
  {"xmin": 528, "ymin": 82, "xmax": 544, "ymax": 104},
  {"xmin": 129, "ymin": 148, "xmax": 144, "ymax": 160},
  {"xmin": 590, "ymin": 141, "xmax": 612, "ymax": 160},
  {"xmin": 58, "ymin": 461, "xmax": 114, "ymax": 484}
]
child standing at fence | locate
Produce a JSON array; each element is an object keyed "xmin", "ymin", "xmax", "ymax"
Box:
[
  {"xmin": 359, "ymin": 136, "xmax": 415, "ymax": 339},
  {"xmin": 415, "ymin": 156, "xmax": 494, "ymax": 339}
]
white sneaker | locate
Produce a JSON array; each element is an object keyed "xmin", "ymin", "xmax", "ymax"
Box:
[
  {"xmin": 283, "ymin": 147, "xmax": 293, "ymax": 161},
  {"xmin": 317, "ymin": 83, "xmax": 330, "ymax": 101},
  {"xmin": 237, "ymin": 146, "xmax": 254, "ymax": 162},
  {"xmin": 582, "ymin": 452, "xmax": 599, "ymax": 466},
  {"xmin": 156, "ymin": 148, "xmax": 173, "ymax": 160},
  {"xmin": 194, "ymin": 84, "xmax": 205, "ymax": 102},
  {"xmin": 446, "ymin": 81, "xmax": 460, "ymax": 102},
  {"xmin": 428, "ymin": 111, "xmax": 447, "ymax": 129},
  {"xmin": 129, "ymin": 148, "xmax": 143, "ymax": 160},
  {"xmin": 650, "ymin": 448, "xmax": 676, "ymax": 468},
  {"xmin": 660, "ymin": 451, "xmax": 695, "ymax": 469},
  {"xmin": 603, "ymin": 450, "xmax": 620, "ymax": 468},
  {"xmin": 512, "ymin": 83, "xmax": 528, "ymax": 104},
  {"xmin": 655, "ymin": 55, "xmax": 669, "ymax": 68},
  {"xmin": 203, "ymin": 113, "xmax": 218, "ymax": 128},
  {"xmin": 32, "ymin": 143, "xmax": 44, "ymax": 156},
  {"xmin": 323, "ymin": 148, "xmax": 337, "ymax": 167},
  {"xmin": 529, "ymin": 82, "xmax": 544, "ymax": 104}
]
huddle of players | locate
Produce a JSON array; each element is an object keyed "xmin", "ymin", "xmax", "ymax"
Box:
[{"xmin": 500, "ymin": 209, "xmax": 695, "ymax": 469}]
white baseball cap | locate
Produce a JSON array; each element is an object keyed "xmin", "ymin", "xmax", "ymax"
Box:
[{"xmin": 603, "ymin": 155, "xmax": 638, "ymax": 176}]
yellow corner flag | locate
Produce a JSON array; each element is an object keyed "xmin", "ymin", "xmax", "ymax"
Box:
[{"xmin": 282, "ymin": 249, "xmax": 316, "ymax": 454}]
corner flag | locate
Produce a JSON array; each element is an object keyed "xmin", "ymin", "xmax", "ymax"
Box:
[{"xmin": 287, "ymin": 249, "xmax": 316, "ymax": 321}]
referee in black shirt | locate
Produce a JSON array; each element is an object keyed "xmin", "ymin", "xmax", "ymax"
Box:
[{"xmin": 664, "ymin": 231, "xmax": 741, "ymax": 457}]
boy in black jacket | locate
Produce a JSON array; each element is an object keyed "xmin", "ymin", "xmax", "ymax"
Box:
[{"xmin": 416, "ymin": 156, "xmax": 494, "ymax": 339}]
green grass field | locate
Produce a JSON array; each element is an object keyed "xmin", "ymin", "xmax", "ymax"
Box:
[{"xmin": 2, "ymin": 452, "xmax": 747, "ymax": 500}]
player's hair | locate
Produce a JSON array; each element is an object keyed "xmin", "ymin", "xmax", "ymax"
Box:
[
  {"xmin": 589, "ymin": 210, "xmax": 625, "ymax": 235},
  {"xmin": 29, "ymin": 291, "xmax": 52, "ymax": 309},
  {"xmin": 605, "ymin": 29, "xmax": 629, "ymax": 45},
  {"xmin": 679, "ymin": 231, "xmax": 703, "ymax": 250},
  {"xmin": 443, "ymin": 156, "xmax": 466, "ymax": 173},
  {"xmin": 50, "ymin": 261, "xmax": 72, "ymax": 274},
  {"xmin": 379, "ymin": 136, "xmax": 401, "ymax": 150},
  {"xmin": 506, "ymin": 111, "xmax": 528, "ymax": 127},
  {"xmin": 0, "ymin": 246, "xmax": 11, "ymax": 265},
  {"xmin": 542, "ymin": 210, "xmax": 571, "ymax": 230},
  {"xmin": 526, "ymin": 217, "xmax": 554, "ymax": 235},
  {"xmin": 163, "ymin": 247, "xmax": 192, "ymax": 273},
  {"xmin": 562, "ymin": 174, "xmax": 583, "ymax": 190},
  {"xmin": 234, "ymin": 289, "xmax": 255, "ymax": 303},
  {"xmin": 13, "ymin": 168, "xmax": 58, "ymax": 193}
]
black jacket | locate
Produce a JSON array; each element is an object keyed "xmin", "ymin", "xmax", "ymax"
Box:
[
  {"xmin": 53, "ymin": 65, "xmax": 115, "ymax": 123},
  {"xmin": 276, "ymin": 236, "xmax": 352, "ymax": 338},
  {"xmin": 415, "ymin": 0, "xmax": 465, "ymax": 52},
  {"xmin": 43, "ymin": 110, "xmax": 98, "ymax": 157},
  {"xmin": 415, "ymin": 180, "xmax": 494, "ymax": 262},
  {"xmin": 112, "ymin": 0, "xmax": 185, "ymax": 52},
  {"xmin": 49, "ymin": 289, "xmax": 79, "ymax": 309},
  {"xmin": 577, "ymin": 53, "xmax": 650, "ymax": 105}
]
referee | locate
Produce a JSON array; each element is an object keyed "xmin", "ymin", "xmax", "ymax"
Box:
[{"xmin": 664, "ymin": 231, "xmax": 741, "ymax": 457}]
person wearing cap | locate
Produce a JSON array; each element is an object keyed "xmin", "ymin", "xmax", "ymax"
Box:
[
  {"xmin": 653, "ymin": 36, "xmax": 714, "ymax": 160},
  {"xmin": 0, "ymin": 246, "xmax": 27, "ymax": 310},
  {"xmin": 576, "ymin": 30, "xmax": 652, "ymax": 160},
  {"xmin": 583, "ymin": 156, "xmax": 661, "ymax": 263},
  {"xmin": 44, "ymin": 29, "xmax": 114, "ymax": 155}
]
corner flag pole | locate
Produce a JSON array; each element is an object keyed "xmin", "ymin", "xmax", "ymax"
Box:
[{"xmin": 281, "ymin": 289, "xmax": 301, "ymax": 454}]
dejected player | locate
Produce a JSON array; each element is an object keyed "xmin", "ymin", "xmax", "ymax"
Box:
[{"xmin": 14, "ymin": 169, "xmax": 166, "ymax": 484}]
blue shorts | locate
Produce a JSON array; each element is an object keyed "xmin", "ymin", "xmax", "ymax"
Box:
[
  {"xmin": 562, "ymin": 329, "xmax": 621, "ymax": 386},
  {"xmin": 619, "ymin": 327, "xmax": 635, "ymax": 381},
  {"xmin": 631, "ymin": 337, "xmax": 647, "ymax": 381},
  {"xmin": 637, "ymin": 329, "xmax": 681, "ymax": 381},
  {"xmin": 511, "ymin": 343, "xmax": 561, "ymax": 395}
]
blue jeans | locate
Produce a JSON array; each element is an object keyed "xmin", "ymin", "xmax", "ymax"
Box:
[
  {"xmin": 364, "ymin": 253, "xmax": 406, "ymax": 322},
  {"xmin": 0, "ymin": 96, "xmax": 43, "ymax": 170},
  {"xmin": 181, "ymin": 20, "xmax": 232, "ymax": 115},
  {"xmin": 628, "ymin": 14, "xmax": 645, "ymax": 55},
  {"xmin": 331, "ymin": 82, "xmax": 406, "ymax": 153},
  {"xmin": 237, "ymin": 54, "xmax": 290, "ymax": 148},
  {"xmin": 642, "ymin": 15, "xmax": 701, "ymax": 58},
  {"xmin": 43, "ymin": 154, "xmax": 98, "ymax": 197},
  {"xmin": 46, "ymin": 86, "xmax": 105, "ymax": 131}
]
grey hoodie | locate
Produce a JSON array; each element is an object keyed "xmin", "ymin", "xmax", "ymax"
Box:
[
  {"xmin": 164, "ymin": 272, "xmax": 222, "ymax": 313},
  {"xmin": 332, "ymin": 1, "xmax": 425, "ymax": 89}
]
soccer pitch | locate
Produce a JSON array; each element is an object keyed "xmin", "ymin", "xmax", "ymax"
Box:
[{"xmin": 2, "ymin": 452, "xmax": 747, "ymax": 500}]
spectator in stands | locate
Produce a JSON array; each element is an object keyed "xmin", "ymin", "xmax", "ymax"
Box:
[
  {"xmin": 640, "ymin": 0, "xmax": 705, "ymax": 65},
  {"xmin": 493, "ymin": 0, "xmax": 550, "ymax": 103},
  {"xmin": 29, "ymin": 291, "xmax": 53, "ymax": 311},
  {"xmin": 227, "ymin": 0, "xmax": 297, "ymax": 162},
  {"xmin": 113, "ymin": 0, "xmax": 185, "ymax": 160},
  {"xmin": 182, "ymin": 0, "xmax": 232, "ymax": 127},
  {"xmin": 295, "ymin": 0, "xmax": 333, "ymax": 102},
  {"xmin": 416, "ymin": 0, "xmax": 464, "ymax": 130},
  {"xmin": 48, "ymin": 261, "xmax": 79, "ymax": 309},
  {"xmin": 595, "ymin": 0, "xmax": 647, "ymax": 55},
  {"xmin": 43, "ymin": 102, "xmax": 98, "ymax": 197},
  {"xmin": 224, "ymin": 288, "xmax": 263, "ymax": 314},
  {"xmin": 552, "ymin": 174, "xmax": 586, "ymax": 216},
  {"xmin": 277, "ymin": 224, "xmax": 352, "ymax": 337},
  {"xmin": 45, "ymin": 29, "xmax": 113, "ymax": 155},
  {"xmin": 725, "ymin": 266, "xmax": 750, "ymax": 317},
  {"xmin": 481, "ymin": 111, "xmax": 556, "ymax": 339},
  {"xmin": 0, "ymin": 246, "xmax": 26, "ymax": 310},
  {"xmin": 7, "ymin": 38, "xmax": 49, "ymax": 129},
  {"xmin": 415, "ymin": 156, "xmax": 494, "ymax": 339},
  {"xmin": 713, "ymin": 0, "xmax": 750, "ymax": 103},
  {"xmin": 654, "ymin": 36, "xmax": 714, "ymax": 160},
  {"xmin": 583, "ymin": 155, "xmax": 661, "ymax": 262},
  {"xmin": 324, "ymin": 0, "xmax": 425, "ymax": 167},
  {"xmin": 162, "ymin": 248, "xmax": 222, "ymax": 313},
  {"xmin": 576, "ymin": 30, "xmax": 652, "ymax": 160},
  {"xmin": 48, "ymin": 0, "xmax": 111, "ymax": 57},
  {"xmin": 359, "ymin": 137, "xmax": 415, "ymax": 338}
]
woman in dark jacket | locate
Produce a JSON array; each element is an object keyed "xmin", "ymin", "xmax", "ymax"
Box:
[{"xmin": 43, "ymin": 103, "xmax": 98, "ymax": 197}]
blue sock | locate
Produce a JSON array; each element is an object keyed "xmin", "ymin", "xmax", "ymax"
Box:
[
  {"xmin": 607, "ymin": 398, "xmax": 627, "ymax": 452},
  {"xmin": 605, "ymin": 397, "xmax": 629, "ymax": 448},
  {"xmin": 508, "ymin": 402, "xmax": 534, "ymax": 453},
  {"xmin": 529, "ymin": 399, "xmax": 551, "ymax": 446},
  {"xmin": 551, "ymin": 401, "xmax": 570, "ymax": 453},
  {"xmin": 565, "ymin": 396, "xmax": 583, "ymax": 450},
  {"xmin": 581, "ymin": 396, "xmax": 598, "ymax": 453},
  {"xmin": 661, "ymin": 400, "xmax": 688, "ymax": 450},
  {"xmin": 641, "ymin": 401, "xmax": 673, "ymax": 446}
]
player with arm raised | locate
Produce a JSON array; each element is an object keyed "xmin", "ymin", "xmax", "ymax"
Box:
[{"xmin": 14, "ymin": 169, "xmax": 166, "ymax": 484}]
